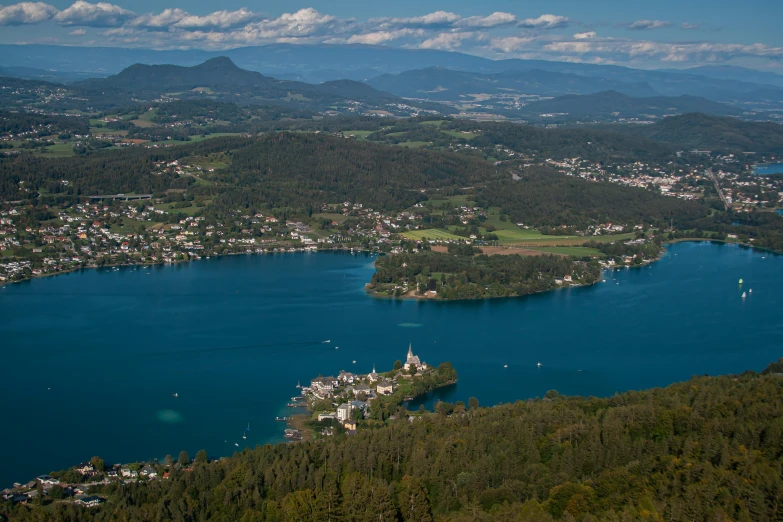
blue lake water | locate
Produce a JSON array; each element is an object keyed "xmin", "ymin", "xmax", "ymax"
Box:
[
  {"xmin": 1, "ymin": 242, "xmax": 782, "ymax": 485},
  {"xmin": 753, "ymin": 163, "xmax": 783, "ymax": 175}
]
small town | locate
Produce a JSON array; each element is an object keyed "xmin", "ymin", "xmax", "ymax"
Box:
[{"xmin": 289, "ymin": 344, "xmax": 457, "ymax": 439}]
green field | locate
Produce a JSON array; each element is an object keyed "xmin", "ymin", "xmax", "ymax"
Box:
[
  {"xmin": 312, "ymin": 213, "xmax": 347, "ymax": 224},
  {"xmin": 418, "ymin": 120, "xmax": 446, "ymax": 127},
  {"xmin": 396, "ymin": 141, "xmax": 431, "ymax": 148},
  {"xmin": 40, "ymin": 143, "xmax": 75, "ymax": 157},
  {"xmin": 402, "ymin": 229, "xmax": 464, "ymax": 241},
  {"xmin": 440, "ymin": 130, "xmax": 477, "ymax": 140},
  {"xmin": 341, "ymin": 130, "xmax": 375, "ymax": 139}
]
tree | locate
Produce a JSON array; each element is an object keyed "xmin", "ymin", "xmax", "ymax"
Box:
[
  {"xmin": 178, "ymin": 450, "xmax": 190, "ymax": 466},
  {"xmin": 468, "ymin": 397, "xmax": 480, "ymax": 410},
  {"xmin": 89, "ymin": 456, "xmax": 105, "ymax": 472},
  {"xmin": 398, "ymin": 476, "xmax": 433, "ymax": 522},
  {"xmin": 394, "ymin": 360, "xmax": 402, "ymax": 371},
  {"xmin": 195, "ymin": 449, "xmax": 208, "ymax": 464}
]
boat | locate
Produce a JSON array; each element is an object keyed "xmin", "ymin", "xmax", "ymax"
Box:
[
  {"xmin": 242, "ymin": 433, "xmax": 246, "ymax": 440},
  {"xmin": 537, "ymin": 362, "xmax": 542, "ymax": 368},
  {"xmin": 234, "ymin": 443, "xmax": 239, "ymax": 447},
  {"xmin": 739, "ymin": 278, "xmax": 744, "ymax": 284},
  {"xmin": 172, "ymin": 393, "xmax": 179, "ymax": 398},
  {"xmin": 246, "ymin": 422, "xmax": 251, "ymax": 431},
  {"xmin": 275, "ymin": 416, "xmax": 289, "ymax": 422},
  {"xmin": 503, "ymin": 364, "xmax": 508, "ymax": 368},
  {"xmin": 323, "ymin": 340, "xmax": 330, "ymax": 343},
  {"xmin": 742, "ymin": 292, "xmax": 747, "ymax": 299},
  {"xmin": 295, "ymin": 381, "xmax": 302, "ymax": 389},
  {"xmin": 352, "ymin": 360, "xmax": 356, "ymax": 364},
  {"xmin": 749, "ymin": 289, "xmax": 753, "ymax": 293}
]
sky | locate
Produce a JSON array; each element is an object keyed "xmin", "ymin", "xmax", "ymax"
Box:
[{"xmin": 0, "ymin": 0, "xmax": 781, "ymax": 71}]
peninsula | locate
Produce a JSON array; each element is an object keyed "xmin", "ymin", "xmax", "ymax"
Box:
[{"xmin": 291, "ymin": 344, "xmax": 458, "ymax": 438}]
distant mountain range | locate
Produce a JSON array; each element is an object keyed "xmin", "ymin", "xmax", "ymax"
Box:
[
  {"xmin": 1, "ymin": 43, "xmax": 782, "ymax": 104},
  {"xmin": 518, "ymin": 91, "xmax": 742, "ymax": 121},
  {"xmin": 366, "ymin": 67, "xmax": 660, "ymax": 99}
]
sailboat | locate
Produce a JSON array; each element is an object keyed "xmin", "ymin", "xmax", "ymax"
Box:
[{"xmin": 741, "ymin": 291, "xmax": 747, "ymax": 299}]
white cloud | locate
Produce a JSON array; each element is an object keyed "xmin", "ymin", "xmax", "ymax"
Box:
[
  {"xmin": 372, "ymin": 10, "xmax": 460, "ymax": 30},
  {"xmin": 347, "ymin": 29, "xmax": 420, "ymax": 45},
  {"xmin": 419, "ymin": 31, "xmax": 473, "ymax": 50},
  {"xmin": 0, "ymin": 2, "xmax": 56, "ymax": 25},
  {"xmin": 490, "ymin": 36, "xmax": 534, "ymax": 53},
  {"xmin": 54, "ymin": 1, "xmax": 135, "ymax": 27},
  {"xmin": 173, "ymin": 9, "xmax": 261, "ymax": 30},
  {"xmin": 129, "ymin": 8, "xmax": 188, "ymax": 29},
  {"xmin": 0, "ymin": 3, "xmax": 780, "ymax": 69},
  {"xmin": 518, "ymin": 14, "xmax": 569, "ymax": 29},
  {"xmin": 627, "ymin": 19, "xmax": 672, "ymax": 30},
  {"xmin": 457, "ymin": 12, "xmax": 515, "ymax": 28}
]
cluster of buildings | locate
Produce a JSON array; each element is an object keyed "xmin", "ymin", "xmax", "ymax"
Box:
[{"xmin": 304, "ymin": 344, "xmax": 429, "ymax": 433}]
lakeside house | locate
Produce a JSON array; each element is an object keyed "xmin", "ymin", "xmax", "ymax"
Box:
[{"xmin": 76, "ymin": 495, "xmax": 105, "ymax": 508}]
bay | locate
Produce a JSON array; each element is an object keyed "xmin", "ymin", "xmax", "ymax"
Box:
[
  {"xmin": 752, "ymin": 163, "xmax": 783, "ymax": 175},
  {"xmin": 1, "ymin": 241, "xmax": 781, "ymax": 486}
]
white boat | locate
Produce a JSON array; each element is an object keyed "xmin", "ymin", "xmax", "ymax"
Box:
[
  {"xmin": 172, "ymin": 393, "xmax": 178, "ymax": 398},
  {"xmin": 503, "ymin": 364, "xmax": 508, "ymax": 368},
  {"xmin": 749, "ymin": 289, "xmax": 753, "ymax": 293},
  {"xmin": 741, "ymin": 292, "xmax": 747, "ymax": 298},
  {"xmin": 234, "ymin": 443, "xmax": 239, "ymax": 447},
  {"xmin": 537, "ymin": 362, "xmax": 542, "ymax": 368},
  {"xmin": 352, "ymin": 360, "xmax": 356, "ymax": 364}
]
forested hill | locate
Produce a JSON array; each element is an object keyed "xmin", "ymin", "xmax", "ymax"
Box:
[
  {"xmin": 612, "ymin": 113, "xmax": 783, "ymax": 154},
  {"xmin": 0, "ymin": 132, "xmax": 704, "ymax": 227},
  {"xmin": 5, "ymin": 366, "xmax": 783, "ymax": 521},
  {"xmin": 478, "ymin": 167, "xmax": 707, "ymax": 229},
  {"xmin": 74, "ymin": 57, "xmax": 406, "ymax": 107}
]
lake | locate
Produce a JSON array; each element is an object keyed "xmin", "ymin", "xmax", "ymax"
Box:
[
  {"xmin": 1, "ymin": 242, "xmax": 781, "ymax": 486},
  {"xmin": 752, "ymin": 163, "xmax": 783, "ymax": 175}
]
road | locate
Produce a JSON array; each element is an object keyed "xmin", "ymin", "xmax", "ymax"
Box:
[{"xmin": 707, "ymin": 168, "xmax": 730, "ymax": 210}]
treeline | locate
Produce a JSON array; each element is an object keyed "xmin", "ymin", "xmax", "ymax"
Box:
[
  {"xmin": 0, "ymin": 110, "xmax": 89, "ymax": 136},
  {"xmin": 476, "ymin": 167, "xmax": 706, "ymax": 229},
  {"xmin": 4, "ymin": 366, "xmax": 783, "ymax": 521},
  {"xmin": 443, "ymin": 120, "xmax": 677, "ymax": 163},
  {"xmin": 614, "ymin": 113, "xmax": 783, "ymax": 155},
  {"xmin": 209, "ymin": 132, "xmax": 501, "ymax": 214},
  {"xmin": 369, "ymin": 250, "xmax": 600, "ymax": 299}
]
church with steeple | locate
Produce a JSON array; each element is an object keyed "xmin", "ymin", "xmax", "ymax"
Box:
[{"xmin": 403, "ymin": 343, "xmax": 428, "ymax": 371}]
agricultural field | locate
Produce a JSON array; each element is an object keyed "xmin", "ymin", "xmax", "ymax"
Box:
[
  {"xmin": 341, "ymin": 130, "xmax": 375, "ymax": 139},
  {"xmin": 312, "ymin": 213, "xmax": 347, "ymax": 224},
  {"xmin": 402, "ymin": 229, "xmax": 464, "ymax": 241},
  {"xmin": 528, "ymin": 246, "xmax": 603, "ymax": 256}
]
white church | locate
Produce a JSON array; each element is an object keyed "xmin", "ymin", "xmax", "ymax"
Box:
[{"xmin": 403, "ymin": 343, "xmax": 428, "ymax": 372}]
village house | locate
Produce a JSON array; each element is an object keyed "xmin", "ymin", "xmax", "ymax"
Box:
[
  {"xmin": 337, "ymin": 403, "xmax": 355, "ymax": 422},
  {"xmin": 76, "ymin": 495, "xmax": 105, "ymax": 508},
  {"xmin": 377, "ymin": 380, "xmax": 395, "ymax": 396}
]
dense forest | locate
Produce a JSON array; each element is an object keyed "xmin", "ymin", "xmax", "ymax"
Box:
[
  {"xmin": 476, "ymin": 167, "xmax": 706, "ymax": 229},
  {"xmin": 3, "ymin": 365, "xmax": 782, "ymax": 521},
  {"xmin": 615, "ymin": 113, "xmax": 783, "ymax": 155},
  {"xmin": 369, "ymin": 247, "xmax": 600, "ymax": 299}
]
